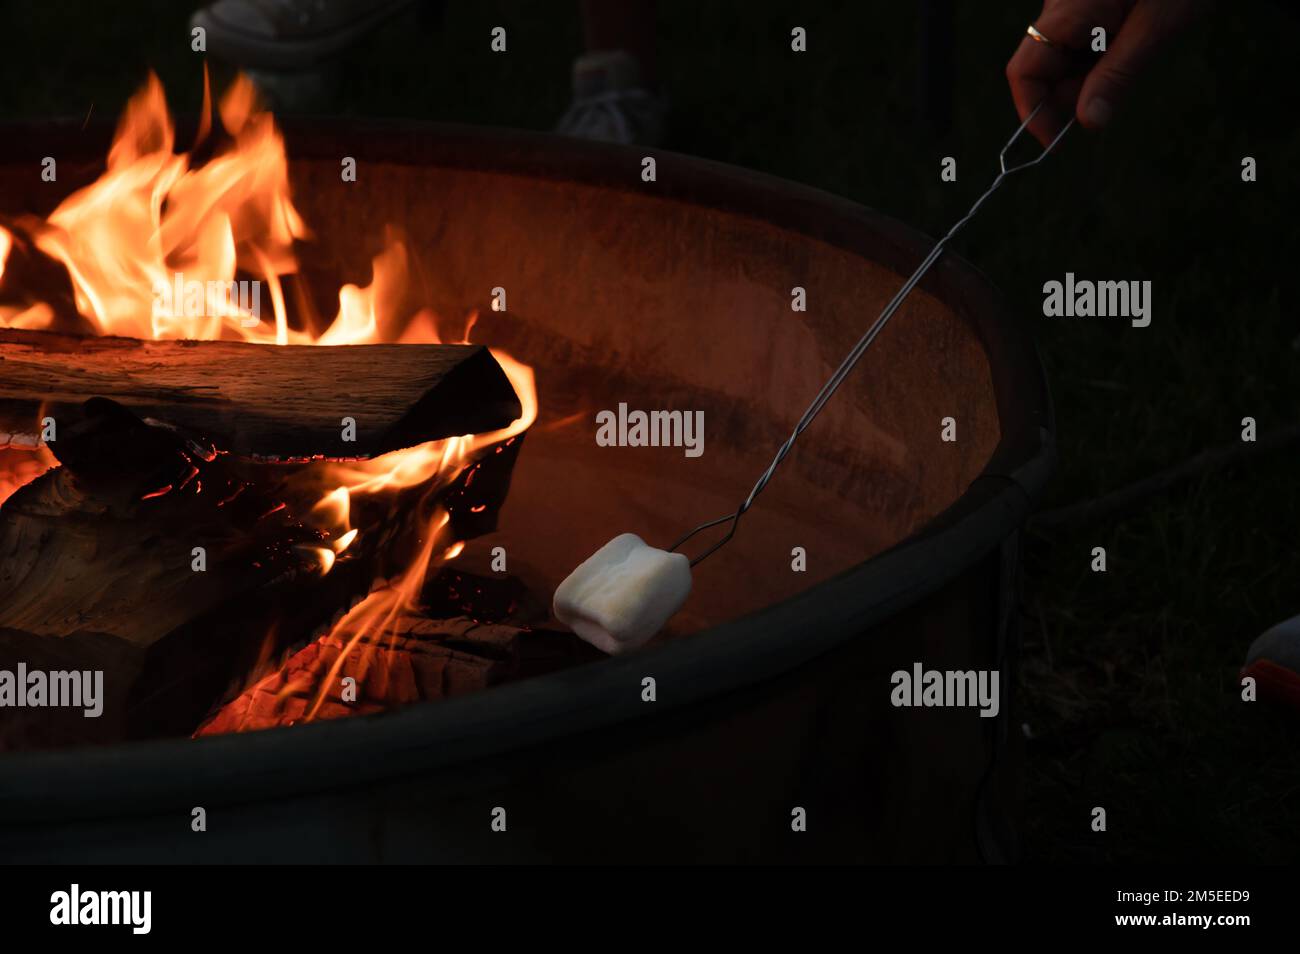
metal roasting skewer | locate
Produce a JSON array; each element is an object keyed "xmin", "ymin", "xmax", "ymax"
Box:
[{"xmin": 669, "ymin": 102, "xmax": 1075, "ymax": 567}]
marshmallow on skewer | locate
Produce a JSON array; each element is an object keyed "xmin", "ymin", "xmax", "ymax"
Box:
[{"xmin": 553, "ymin": 533, "xmax": 692, "ymax": 655}]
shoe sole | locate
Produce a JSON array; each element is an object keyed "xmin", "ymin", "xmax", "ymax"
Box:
[{"xmin": 192, "ymin": 0, "xmax": 414, "ymax": 71}]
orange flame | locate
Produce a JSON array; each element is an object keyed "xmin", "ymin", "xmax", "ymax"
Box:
[
  {"xmin": 0, "ymin": 73, "xmax": 538, "ymax": 719},
  {"xmin": 0, "ymin": 442, "xmax": 56, "ymax": 507},
  {"xmin": 0, "ymin": 397, "xmax": 57, "ymax": 507}
]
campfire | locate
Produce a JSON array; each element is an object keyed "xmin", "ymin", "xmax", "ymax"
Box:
[
  {"xmin": 0, "ymin": 66, "xmax": 993, "ymax": 765},
  {"xmin": 0, "ymin": 63, "xmax": 1040, "ymax": 862},
  {"xmin": 0, "ymin": 73, "xmax": 569, "ymax": 749}
]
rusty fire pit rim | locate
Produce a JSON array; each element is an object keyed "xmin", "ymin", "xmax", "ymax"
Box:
[
  {"xmin": 0, "ymin": 121, "xmax": 1053, "ymax": 818},
  {"xmin": 0, "ymin": 467, "xmax": 1033, "ymax": 824}
]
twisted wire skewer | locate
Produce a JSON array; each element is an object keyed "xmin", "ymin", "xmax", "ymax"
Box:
[{"xmin": 670, "ymin": 103, "xmax": 1075, "ymax": 566}]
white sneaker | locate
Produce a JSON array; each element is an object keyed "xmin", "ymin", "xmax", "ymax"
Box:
[
  {"xmin": 191, "ymin": 0, "xmax": 414, "ymax": 70},
  {"xmin": 554, "ymin": 50, "xmax": 667, "ymax": 146}
]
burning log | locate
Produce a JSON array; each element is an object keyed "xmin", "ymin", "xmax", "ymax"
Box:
[
  {"xmin": 194, "ymin": 575, "xmax": 599, "ymax": 737},
  {"xmin": 0, "ymin": 328, "xmax": 522, "ymax": 459},
  {"xmin": 0, "ymin": 74, "xmax": 544, "ymax": 751},
  {"xmin": 0, "ymin": 351, "xmax": 527, "ymax": 749},
  {"xmin": 0, "ymin": 457, "xmax": 523, "ymax": 748},
  {"xmin": 195, "ymin": 616, "xmax": 524, "ymax": 734}
]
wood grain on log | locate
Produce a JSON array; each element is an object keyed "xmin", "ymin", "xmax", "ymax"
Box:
[
  {"xmin": 0, "ymin": 458, "xmax": 376, "ymax": 749},
  {"xmin": 195, "ymin": 616, "xmax": 522, "ymax": 734},
  {"xmin": 0, "ymin": 328, "xmax": 522, "ymax": 459},
  {"xmin": 0, "ymin": 410, "xmax": 526, "ymax": 750},
  {"xmin": 193, "ymin": 611, "xmax": 594, "ymax": 736}
]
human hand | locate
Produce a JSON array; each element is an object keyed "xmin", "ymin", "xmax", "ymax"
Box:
[{"xmin": 1006, "ymin": 0, "xmax": 1205, "ymax": 145}]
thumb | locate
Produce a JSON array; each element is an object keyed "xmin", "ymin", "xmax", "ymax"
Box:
[{"xmin": 1077, "ymin": 1, "xmax": 1185, "ymax": 129}]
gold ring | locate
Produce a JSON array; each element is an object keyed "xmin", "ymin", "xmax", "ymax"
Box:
[{"xmin": 1026, "ymin": 24, "xmax": 1055, "ymax": 46}]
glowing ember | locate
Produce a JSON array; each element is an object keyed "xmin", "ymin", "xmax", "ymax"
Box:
[
  {"xmin": 0, "ymin": 72, "xmax": 538, "ymax": 726},
  {"xmin": 0, "ymin": 443, "xmax": 56, "ymax": 507}
]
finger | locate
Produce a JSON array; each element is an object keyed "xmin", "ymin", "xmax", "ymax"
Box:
[
  {"xmin": 1077, "ymin": 0, "xmax": 1188, "ymax": 129},
  {"xmin": 1007, "ymin": 0, "xmax": 1134, "ymax": 143},
  {"xmin": 1034, "ymin": 0, "xmax": 1134, "ymax": 48},
  {"xmin": 1006, "ymin": 37, "xmax": 1082, "ymax": 145}
]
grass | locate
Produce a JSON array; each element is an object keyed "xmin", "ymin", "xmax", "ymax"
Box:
[{"xmin": 1, "ymin": 0, "xmax": 1297, "ymax": 862}]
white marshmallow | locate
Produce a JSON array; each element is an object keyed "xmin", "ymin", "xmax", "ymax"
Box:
[{"xmin": 553, "ymin": 533, "xmax": 692, "ymax": 655}]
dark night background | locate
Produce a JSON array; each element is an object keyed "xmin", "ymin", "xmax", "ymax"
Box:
[{"xmin": 0, "ymin": 0, "xmax": 1296, "ymax": 863}]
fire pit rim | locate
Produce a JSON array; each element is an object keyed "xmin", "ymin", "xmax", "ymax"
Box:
[{"xmin": 0, "ymin": 121, "xmax": 1053, "ymax": 820}]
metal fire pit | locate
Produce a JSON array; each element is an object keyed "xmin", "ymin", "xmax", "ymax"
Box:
[{"xmin": 0, "ymin": 120, "xmax": 1052, "ymax": 863}]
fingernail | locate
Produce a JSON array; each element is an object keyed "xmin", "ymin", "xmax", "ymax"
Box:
[{"xmin": 1083, "ymin": 97, "xmax": 1113, "ymax": 128}]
